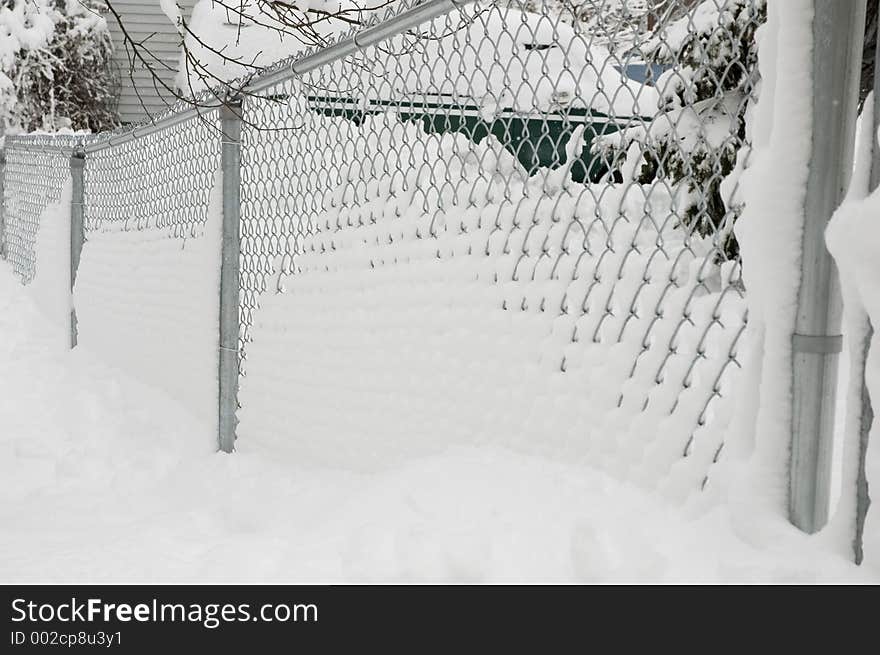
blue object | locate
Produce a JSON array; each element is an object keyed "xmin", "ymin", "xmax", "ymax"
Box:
[{"xmin": 614, "ymin": 63, "xmax": 669, "ymax": 86}]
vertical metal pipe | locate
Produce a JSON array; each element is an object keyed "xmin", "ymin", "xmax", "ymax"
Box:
[
  {"xmin": 0, "ymin": 150, "xmax": 6, "ymax": 261},
  {"xmin": 218, "ymin": 102, "xmax": 242, "ymax": 454},
  {"xmin": 70, "ymin": 148, "xmax": 85, "ymax": 350},
  {"xmin": 790, "ymin": 0, "xmax": 868, "ymax": 533}
]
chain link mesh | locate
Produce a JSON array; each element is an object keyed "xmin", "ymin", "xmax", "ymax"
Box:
[
  {"xmin": 1, "ymin": 136, "xmax": 78, "ymax": 283},
  {"xmin": 239, "ymin": 0, "xmax": 761, "ymax": 488},
  {"xmin": 0, "ymin": 0, "xmax": 763, "ymax": 491},
  {"xmin": 82, "ymin": 114, "xmax": 221, "ymax": 236}
]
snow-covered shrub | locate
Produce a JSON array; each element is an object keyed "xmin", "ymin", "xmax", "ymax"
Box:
[
  {"xmin": 594, "ymin": 0, "xmax": 765, "ymax": 260},
  {"xmin": 510, "ymin": 1, "xmax": 686, "ymax": 54},
  {"xmin": 560, "ymin": 0, "xmax": 650, "ymax": 50},
  {"xmin": 0, "ymin": 0, "xmax": 118, "ymax": 133}
]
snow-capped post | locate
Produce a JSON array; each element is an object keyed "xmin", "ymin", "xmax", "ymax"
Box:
[
  {"xmin": 218, "ymin": 98, "xmax": 242, "ymax": 454},
  {"xmin": 69, "ymin": 145, "xmax": 86, "ymax": 350},
  {"xmin": 790, "ymin": 0, "xmax": 868, "ymax": 534}
]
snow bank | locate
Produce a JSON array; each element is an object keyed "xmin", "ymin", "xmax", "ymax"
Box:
[
  {"xmin": 705, "ymin": 0, "xmax": 813, "ymax": 530},
  {"xmin": 239, "ymin": 106, "xmax": 746, "ymax": 500},
  {"xmin": 825, "ymin": 97, "xmax": 880, "ymax": 565},
  {"xmin": 28, "ymin": 180, "xmax": 72, "ymax": 337},
  {"xmin": 0, "ymin": 262, "xmax": 874, "ymax": 582},
  {"xmin": 72, "ymin": 172, "xmax": 223, "ymax": 439}
]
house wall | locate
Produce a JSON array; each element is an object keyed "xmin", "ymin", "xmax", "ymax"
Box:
[{"xmin": 104, "ymin": 0, "xmax": 197, "ymax": 124}]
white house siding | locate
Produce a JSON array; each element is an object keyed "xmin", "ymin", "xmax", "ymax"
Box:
[{"xmin": 104, "ymin": 1, "xmax": 197, "ymax": 124}]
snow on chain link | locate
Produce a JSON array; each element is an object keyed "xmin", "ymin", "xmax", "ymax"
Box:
[
  {"xmin": 1, "ymin": 0, "xmax": 760, "ymax": 496},
  {"xmin": 1, "ymin": 137, "xmax": 78, "ymax": 284}
]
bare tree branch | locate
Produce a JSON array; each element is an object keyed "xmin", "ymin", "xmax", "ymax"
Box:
[{"xmin": 100, "ymin": 0, "xmax": 399, "ymax": 124}]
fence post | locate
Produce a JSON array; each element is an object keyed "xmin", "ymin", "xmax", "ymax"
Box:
[
  {"xmin": 790, "ymin": 0, "xmax": 867, "ymax": 533},
  {"xmin": 218, "ymin": 100, "xmax": 242, "ymax": 454},
  {"xmin": 0, "ymin": 149, "xmax": 6, "ymax": 261},
  {"xmin": 70, "ymin": 146, "xmax": 85, "ymax": 350}
]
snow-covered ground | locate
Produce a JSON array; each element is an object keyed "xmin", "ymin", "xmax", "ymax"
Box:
[
  {"xmin": 0, "ymin": 260, "xmax": 876, "ymax": 583},
  {"xmin": 1, "ymin": 0, "xmax": 878, "ymax": 584}
]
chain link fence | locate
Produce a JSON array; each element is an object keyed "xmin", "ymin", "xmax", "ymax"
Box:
[
  {"xmin": 1, "ymin": 0, "xmax": 765, "ymax": 494},
  {"xmin": 237, "ymin": 0, "xmax": 761, "ymax": 489},
  {"xmin": 82, "ymin": 113, "xmax": 221, "ymax": 236},
  {"xmin": 0, "ymin": 136, "xmax": 79, "ymax": 283}
]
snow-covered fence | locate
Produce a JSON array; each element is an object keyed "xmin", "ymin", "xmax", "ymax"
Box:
[
  {"xmin": 0, "ymin": 151, "xmax": 4, "ymax": 261},
  {"xmin": 232, "ymin": 0, "xmax": 758, "ymax": 492},
  {"xmin": 0, "ymin": 136, "xmax": 77, "ymax": 284},
  {"xmin": 1, "ymin": 119, "xmax": 224, "ymax": 447},
  {"xmin": 0, "ymin": 0, "xmax": 760, "ymax": 490},
  {"xmin": 3, "ymin": 0, "xmax": 865, "ymax": 540}
]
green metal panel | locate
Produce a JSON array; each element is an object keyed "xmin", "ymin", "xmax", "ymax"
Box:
[{"xmin": 306, "ymin": 95, "xmax": 631, "ymax": 183}]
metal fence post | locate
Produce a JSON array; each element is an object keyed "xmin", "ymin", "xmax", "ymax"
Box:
[
  {"xmin": 218, "ymin": 101, "xmax": 242, "ymax": 453},
  {"xmin": 70, "ymin": 147, "xmax": 85, "ymax": 349},
  {"xmin": 0, "ymin": 149, "xmax": 6, "ymax": 261},
  {"xmin": 790, "ymin": 0, "xmax": 868, "ymax": 533}
]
